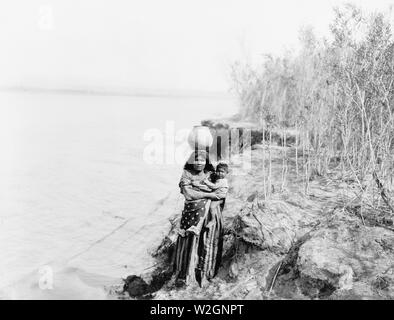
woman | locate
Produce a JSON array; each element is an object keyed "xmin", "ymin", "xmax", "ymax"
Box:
[{"xmin": 173, "ymin": 150, "xmax": 227, "ymax": 287}]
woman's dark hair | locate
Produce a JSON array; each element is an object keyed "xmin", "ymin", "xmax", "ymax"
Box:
[{"xmin": 183, "ymin": 150, "xmax": 215, "ymax": 173}]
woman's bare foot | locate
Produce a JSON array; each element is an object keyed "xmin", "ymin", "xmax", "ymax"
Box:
[
  {"xmin": 175, "ymin": 278, "xmax": 186, "ymax": 288},
  {"xmin": 200, "ymin": 277, "xmax": 210, "ymax": 288}
]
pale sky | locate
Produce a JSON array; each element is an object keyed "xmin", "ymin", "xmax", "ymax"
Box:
[{"xmin": 0, "ymin": 0, "xmax": 393, "ymax": 93}]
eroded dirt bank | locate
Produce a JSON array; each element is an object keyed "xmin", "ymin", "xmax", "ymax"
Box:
[{"xmin": 109, "ymin": 133, "xmax": 394, "ymax": 300}]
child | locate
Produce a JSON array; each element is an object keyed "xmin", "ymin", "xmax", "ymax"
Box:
[{"xmin": 191, "ymin": 162, "xmax": 229, "ymax": 198}]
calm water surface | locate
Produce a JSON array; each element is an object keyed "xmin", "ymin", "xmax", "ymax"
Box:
[{"xmin": 0, "ymin": 91, "xmax": 237, "ymax": 299}]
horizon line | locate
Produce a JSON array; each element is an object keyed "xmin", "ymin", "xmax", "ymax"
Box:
[{"xmin": 0, "ymin": 85, "xmax": 236, "ymax": 99}]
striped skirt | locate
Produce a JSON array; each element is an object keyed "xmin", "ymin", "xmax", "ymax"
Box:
[{"xmin": 173, "ymin": 199, "xmax": 224, "ymax": 286}]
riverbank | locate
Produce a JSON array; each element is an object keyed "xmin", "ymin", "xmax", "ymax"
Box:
[{"xmin": 110, "ymin": 119, "xmax": 394, "ymax": 300}]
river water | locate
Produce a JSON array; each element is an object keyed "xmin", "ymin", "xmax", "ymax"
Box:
[{"xmin": 0, "ymin": 91, "xmax": 237, "ymax": 299}]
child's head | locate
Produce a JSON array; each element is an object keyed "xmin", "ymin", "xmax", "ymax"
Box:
[{"xmin": 215, "ymin": 162, "xmax": 229, "ymax": 179}]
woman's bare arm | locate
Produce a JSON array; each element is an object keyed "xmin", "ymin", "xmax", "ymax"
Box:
[
  {"xmin": 181, "ymin": 186, "xmax": 219, "ymax": 200},
  {"xmin": 191, "ymin": 180, "xmax": 212, "ymax": 192}
]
